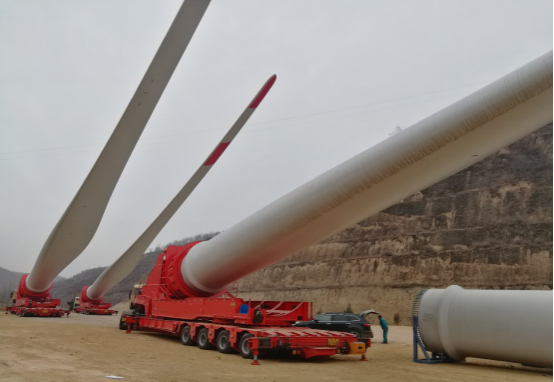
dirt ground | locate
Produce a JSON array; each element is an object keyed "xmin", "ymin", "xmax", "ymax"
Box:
[{"xmin": 0, "ymin": 307, "xmax": 551, "ymax": 382}]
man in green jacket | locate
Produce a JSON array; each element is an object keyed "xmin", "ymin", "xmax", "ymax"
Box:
[{"xmin": 378, "ymin": 315, "xmax": 388, "ymax": 344}]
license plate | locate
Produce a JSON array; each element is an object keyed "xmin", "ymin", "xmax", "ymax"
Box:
[
  {"xmin": 328, "ymin": 338, "xmax": 339, "ymax": 346},
  {"xmin": 121, "ymin": 318, "xmax": 126, "ymax": 322},
  {"xmin": 42, "ymin": 310, "xmax": 48, "ymax": 313}
]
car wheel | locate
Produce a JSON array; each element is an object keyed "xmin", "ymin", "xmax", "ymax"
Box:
[{"xmin": 348, "ymin": 330, "xmax": 361, "ymax": 338}]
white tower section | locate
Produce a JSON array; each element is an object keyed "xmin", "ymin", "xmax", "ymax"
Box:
[{"xmin": 417, "ymin": 286, "xmax": 552, "ymax": 367}]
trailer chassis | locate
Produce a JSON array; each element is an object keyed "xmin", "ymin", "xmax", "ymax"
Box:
[{"xmin": 121, "ymin": 314, "xmax": 368, "ymax": 364}]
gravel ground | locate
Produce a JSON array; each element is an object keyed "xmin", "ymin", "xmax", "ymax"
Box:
[{"xmin": 1, "ymin": 311, "xmax": 550, "ymax": 382}]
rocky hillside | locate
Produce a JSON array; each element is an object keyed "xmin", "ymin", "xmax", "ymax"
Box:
[{"xmin": 237, "ymin": 124, "xmax": 553, "ymax": 325}]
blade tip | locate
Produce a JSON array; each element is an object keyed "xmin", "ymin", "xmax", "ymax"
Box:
[{"xmin": 249, "ymin": 74, "xmax": 277, "ymax": 109}]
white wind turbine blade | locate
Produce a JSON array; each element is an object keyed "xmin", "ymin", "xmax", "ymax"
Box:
[
  {"xmin": 86, "ymin": 75, "xmax": 277, "ymax": 300},
  {"xmin": 179, "ymin": 50, "xmax": 552, "ymax": 296},
  {"xmin": 26, "ymin": 0, "xmax": 212, "ymax": 293}
]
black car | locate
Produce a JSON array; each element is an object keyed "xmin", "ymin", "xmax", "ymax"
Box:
[{"xmin": 293, "ymin": 312, "xmax": 374, "ymax": 340}]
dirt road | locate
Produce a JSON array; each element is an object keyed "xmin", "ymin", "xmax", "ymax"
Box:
[{"xmin": 0, "ymin": 310, "xmax": 550, "ymax": 382}]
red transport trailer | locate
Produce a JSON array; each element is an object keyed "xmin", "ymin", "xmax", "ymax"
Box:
[
  {"xmin": 5, "ymin": 275, "xmax": 68, "ymax": 317},
  {"xmin": 120, "ymin": 245, "xmax": 369, "ymax": 364},
  {"xmin": 75, "ymin": 286, "xmax": 117, "ymax": 315},
  {"xmin": 76, "ymin": 301, "xmax": 117, "ymax": 315}
]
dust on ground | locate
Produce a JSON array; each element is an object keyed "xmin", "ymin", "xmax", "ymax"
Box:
[{"xmin": 0, "ymin": 311, "xmax": 550, "ymax": 382}]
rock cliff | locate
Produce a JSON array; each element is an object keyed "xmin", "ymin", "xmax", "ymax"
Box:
[{"xmin": 238, "ymin": 124, "xmax": 553, "ymax": 325}]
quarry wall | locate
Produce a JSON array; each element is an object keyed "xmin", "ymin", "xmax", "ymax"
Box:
[{"xmin": 238, "ymin": 124, "xmax": 553, "ymax": 325}]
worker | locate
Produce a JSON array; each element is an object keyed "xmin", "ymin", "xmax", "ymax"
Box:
[{"xmin": 378, "ymin": 315, "xmax": 388, "ymax": 344}]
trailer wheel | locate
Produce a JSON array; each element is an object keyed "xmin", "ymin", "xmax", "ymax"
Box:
[
  {"xmin": 197, "ymin": 328, "xmax": 214, "ymax": 350},
  {"xmin": 238, "ymin": 333, "xmax": 254, "ymax": 359},
  {"xmin": 180, "ymin": 326, "xmax": 195, "ymax": 346},
  {"xmin": 216, "ymin": 330, "xmax": 233, "ymax": 354}
]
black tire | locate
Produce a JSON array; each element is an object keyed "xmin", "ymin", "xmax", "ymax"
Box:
[
  {"xmin": 348, "ymin": 329, "xmax": 361, "ymax": 338},
  {"xmin": 119, "ymin": 318, "xmax": 128, "ymax": 330},
  {"xmin": 197, "ymin": 328, "xmax": 214, "ymax": 350},
  {"xmin": 216, "ymin": 330, "xmax": 233, "ymax": 354},
  {"xmin": 238, "ymin": 333, "xmax": 254, "ymax": 359},
  {"xmin": 180, "ymin": 326, "xmax": 195, "ymax": 346}
]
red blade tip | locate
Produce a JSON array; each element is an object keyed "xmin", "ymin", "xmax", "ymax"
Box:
[{"xmin": 248, "ymin": 75, "xmax": 277, "ymax": 109}]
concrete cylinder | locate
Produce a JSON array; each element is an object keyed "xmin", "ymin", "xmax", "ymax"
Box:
[{"xmin": 417, "ymin": 286, "xmax": 553, "ymax": 367}]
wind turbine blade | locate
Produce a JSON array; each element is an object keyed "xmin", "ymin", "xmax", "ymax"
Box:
[
  {"xmin": 26, "ymin": 0, "xmax": 212, "ymax": 293},
  {"xmin": 86, "ymin": 75, "xmax": 277, "ymax": 300}
]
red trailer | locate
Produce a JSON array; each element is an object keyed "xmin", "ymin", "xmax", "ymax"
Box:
[
  {"xmin": 76, "ymin": 286, "xmax": 117, "ymax": 315},
  {"xmin": 77, "ymin": 301, "xmax": 117, "ymax": 315},
  {"xmin": 120, "ymin": 244, "xmax": 368, "ymax": 364},
  {"xmin": 5, "ymin": 299, "xmax": 67, "ymax": 317},
  {"xmin": 5, "ymin": 275, "xmax": 68, "ymax": 317}
]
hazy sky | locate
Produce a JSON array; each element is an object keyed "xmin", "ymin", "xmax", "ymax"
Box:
[{"xmin": 1, "ymin": 0, "xmax": 552, "ymax": 277}]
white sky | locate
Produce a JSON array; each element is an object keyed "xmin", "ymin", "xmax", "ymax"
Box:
[{"xmin": 0, "ymin": 0, "xmax": 552, "ymax": 277}]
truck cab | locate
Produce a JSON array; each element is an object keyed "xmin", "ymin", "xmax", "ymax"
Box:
[
  {"xmin": 129, "ymin": 283, "xmax": 146, "ymax": 310},
  {"xmin": 67, "ymin": 297, "xmax": 80, "ymax": 312}
]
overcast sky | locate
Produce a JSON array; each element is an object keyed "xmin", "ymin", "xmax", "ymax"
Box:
[{"xmin": 1, "ymin": 0, "xmax": 552, "ymax": 277}]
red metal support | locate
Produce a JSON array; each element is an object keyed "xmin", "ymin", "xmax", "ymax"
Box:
[{"xmin": 251, "ymin": 355, "xmax": 260, "ymax": 365}]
